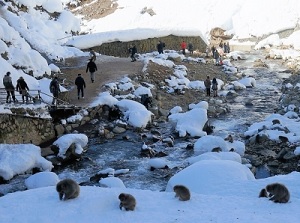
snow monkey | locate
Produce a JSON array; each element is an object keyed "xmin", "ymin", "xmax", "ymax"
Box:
[
  {"xmin": 118, "ymin": 193, "xmax": 136, "ymax": 211},
  {"xmin": 265, "ymin": 183, "xmax": 290, "ymax": 203},
  {"xmin": 258, "ymin": 188, "xmax": 268, "ymax": 198},
  {"xmin": 56, "ymin": 179, "xmax": 80, "ymax": 201},
  {"xmin": 173, "ymin": 185, "xmax": 191, "ymax": 201}
]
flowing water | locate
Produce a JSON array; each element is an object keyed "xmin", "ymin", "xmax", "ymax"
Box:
[
  {"xmin": 0, "ymin": 51, "xmax": 292, "ymax": 195},
  {"xmin": 212, "ymin": 51, "xmax": 288, "ymax": 139},
  {"xmin": 55, "ymin": 51, "xmax": 292, "ymax": 191}
]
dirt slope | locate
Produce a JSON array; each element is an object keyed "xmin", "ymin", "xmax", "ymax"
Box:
[{"xmin": 60, "ymin": 56, "xmax": 144, "ymax": 107}]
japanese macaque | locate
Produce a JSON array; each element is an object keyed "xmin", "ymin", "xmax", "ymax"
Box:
[
  {"xmin": 173, "ymin": 185, "xmax": 191, "ymax": 201},
  {"xmin": 224, "ymin": 134, "xmax": 233, "ymax": 143},
  {"xmin": 56, "ymin": 179, "xmax": 80, "ymax": 201},
  {"xmin": 266, "ymin": 183, "xmax": 290, "ymax": 203},
  {"xmin": 119, "ymin": 193, "xmax": 136, "ymax": 211},
  {"xmin": 258, "ymin": 188, "xmax": 268, "ymax": 198}
]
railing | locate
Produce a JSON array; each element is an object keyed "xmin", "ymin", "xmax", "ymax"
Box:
[{"xmin": 0, "ymin": 88, "xmax": 69, "ymax": 107}]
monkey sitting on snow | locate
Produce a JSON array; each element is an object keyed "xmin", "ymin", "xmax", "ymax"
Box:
[
  {"xmin": 56, "ymin": 179, "xmax": 80, "ymax": 201},
  {"xmin": 119, "ymin": 193, "xmax": 136, "ymax": 211},
  {"xmin": 173, "ymin": 185, "xmax": 191, "ymax": 201},
  {"xmin": 259, "ymin": 183, "xmax": 290, "ymax": 203}
]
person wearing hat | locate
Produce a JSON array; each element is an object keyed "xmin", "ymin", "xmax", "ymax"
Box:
[
  {"xmin": 16, "ymin": 76, "xmax": 30, "ymax": 103},
  {"xmin": 75, "ymin": 73, "xmax": 86, "ymax": 100},
  {"xmin": 2, "ymin": 72, "xmax": 17, "ymax": 103}
]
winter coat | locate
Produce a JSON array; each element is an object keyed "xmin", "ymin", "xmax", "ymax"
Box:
[
  {"xmin": 16, "ymin": 78, "xmax": 29, "ymax": 91},
  {"xmin": 157, "ymin": 42, "xmax": 164, "ymax": 53},
  {"xmin": 181, "ymin": 41, "xmax": 187, "ymax": 50},
  {"xmin": 212, "ymin": 79, "xmax": 218, "ymax": 90},
  {"xmin": 50, "ymin": 78, "xmax": 60, "ymax": 95},
  {"xmin": 75, "ymin": 76, "xmax": 86, "ymax": 88},
  {"xmin": 130, "ymin": 46, "xmax": 137, "ymax": 55},
  {"xmin": 204, "ymin": 78, "xmax": 211, "ymax": 88},
  {"xmin": 86, "ymin": 61, "xmax": 97, "ymax": 73},
  {"xmin": 3, "ymin": 75, "xmax": 14, "ymax": 90}
]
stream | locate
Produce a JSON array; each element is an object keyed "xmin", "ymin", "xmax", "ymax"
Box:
[
  {"xmin": 0, "ymin": 50, "xmax": 292, "ymax": 195},
  {"xmin": 56, "ymin": 50, "xmax": 291, "ymax": 191}
]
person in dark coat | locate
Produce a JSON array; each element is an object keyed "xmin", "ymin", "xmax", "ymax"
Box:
[
  {"xmin": 16, "ymin": 76, "xmax": 29, "ymax": 103},
  {"xmin": 75, "ymin": 73, "xmax": 86, "ymax": 99},
  {"xmin": 212, "ymin": 77, "xmax": 218, "ymax": 97},
  {"xmin": 214, "ymin": 49, "xmax": 220, "ymax": 65},
  {"xmin": 49, "ymin": 76, "xmax": 60, "ymax": 105},
  {"xmin": 86, "ymin": 59, "xmax": 97, "ymax": 83},
  {"xmin": 188, "ymin": 43, "xmax": 194, "ymax": 55},
  {"xmin": 157, "ymin": 41, "xmax": 165, "ymax": 54},
  {"xmin": 2, "ymin": 71, "xmax": 17, "ymax": 103},
  {"xmin": 211, "ymin": 45, "xmax": 216, "ymax": 58},
  {"xmin": 129, "ymin": 44, "xmax": 137, "ymax": 62}
]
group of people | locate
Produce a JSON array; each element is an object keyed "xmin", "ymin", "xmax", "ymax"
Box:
[
  {"xmin": 127, "ymin": 40, "xmax": 195, "ymax": 59},
  {"xmin": 210, "ymin": 41, "xmax": 230, "ymax": 65},
  {"xmin": 204, "ymin": 75, "xmax": 218, "ymax": 97},
  {"xmin": 181, "ymin": 40, "xmax": 194, "ymax": 55},
  {"xmin": 49, "ymin": 73, "xmax": 86, "ymax": 105},
  {"xmin": 2, "ymin": 72, "xmax": 30, "ymax": 103},
  {"xmin": 219, "ymin": 41, "xmax": 230, "ymax": 54},
  {"xmin": 49, "ymin": 50, "xmax": 96, "ymax": 105}
]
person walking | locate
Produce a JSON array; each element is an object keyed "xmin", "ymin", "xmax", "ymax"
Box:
[
  {"xmin": 188, "ymin": 43, "xmax": 194, "ymax": 55},
  {"xmin": 204, "ymin": 75, "xmax": 211, "ymax": 97},
  {"xmin": 3, "ymin": 71, "xmax": 17, "ymax": 103},
  {"xmin": 16, "ymin": 76, "xmax": 29, "ymax": 103},
  {"xmin": 157, "ymin": 41, "xmax": 165, "ymax": 54},
  {"xmin": 181, "ymin": 40, "xmax": 187, "ymax": 55},
  {"xmin": 211, "ymin": 45, "xmax": 216, "ymax": 58},
  {"xmin": 75, "ymin": 73, "xmax": 86, "ymax": 100},
  {"xmin": 212, "ymin": 77, "xmax": 218, "ymax": 97},
  {"xmin": 86, "ymin": 58, "xmax": 97, "ymax": 83},
  {"xmin": 89, "ymin": 49, "xmax": 96, "ymax": 62},
  {"xmin": 214, "ymin": 49, "xmax": 220, "ymax": 65},
  {"xmin": 129, "ymin": 44, "xmax": 137, "ymax": 62},
  {"xmin": 49, "ymin": 76, "xmax": 60, "ymax": 105}
]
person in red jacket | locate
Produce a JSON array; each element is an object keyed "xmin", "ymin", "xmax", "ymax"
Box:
[{"xmin": 181, "ymin": 40, "xmax": 187, "ymax": 55}]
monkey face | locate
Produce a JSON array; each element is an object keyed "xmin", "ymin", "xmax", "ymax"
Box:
[{"xmin": 118, "ymin": 193, "xmax": 126, "ymax": 201}]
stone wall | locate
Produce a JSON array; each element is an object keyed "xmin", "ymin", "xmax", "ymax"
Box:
[
  {"xmin": 89, "ymin": 35, "xmax": 207, "ymax": 57},
  {"xmin": 0, "ymin": 105, "xmax": 104, "ymax": 146},
  {"xmin": 0, "ymin": 114, "xmax": 55, "ymax": 145}
]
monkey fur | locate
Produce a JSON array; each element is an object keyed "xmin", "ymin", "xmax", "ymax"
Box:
[
  {"xmin": 173, "ymin": 185, "xmax": 191, "ymax": 201},
  {"xmin": 258, "ymin": 188, "xmax": 268, "ymax": 198},
  {"xmin": 56, "ymin": 179, "xmax": 80, "ymax": 201},
  {"xmin": 119, "ymin": 193, "xmax": 136, "ymax": 211},
  {"xmin": 265, "ymin": 183, "xmax": 290, "ymax": 203},
  {"xmin": 259, "ymin": 183, "xmax": 290, "ymax": 203}
]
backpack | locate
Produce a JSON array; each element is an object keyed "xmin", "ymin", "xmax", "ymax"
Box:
[{"xmin": 3, "ymin": 75, "xmax": 11, "ymax": 88}]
